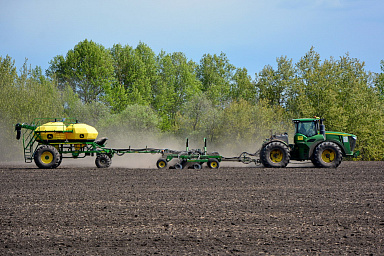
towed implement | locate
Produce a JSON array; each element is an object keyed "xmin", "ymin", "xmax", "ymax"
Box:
[
  {"xmin": 15, "ymin": 118, "xmax": 165, "ymax": 169},
  {"xmin": 15, "ymin": 117, "xmax": 358, "ymax": 169}
]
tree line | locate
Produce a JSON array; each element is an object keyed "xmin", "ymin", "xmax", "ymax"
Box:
[{"xmin": 1, "ymin": 39, "xmax": 384, "ymax": 161}]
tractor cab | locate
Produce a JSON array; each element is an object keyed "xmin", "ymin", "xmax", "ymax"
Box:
[
  {"xmin": 295, "ymin": 119, "xmax": 318, "ymax": 138},
  {"xmin": 291, "ymin": 117, "xmax": 327, "ymax": 161},
  {"xmin": 293, "ymin": 117, "xmax": 325, "ymax": 139}
]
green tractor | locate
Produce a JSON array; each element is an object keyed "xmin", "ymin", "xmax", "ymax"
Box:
[{"xmin": 259, "ymin": 117, "xmax": 358, "ymax": 168}]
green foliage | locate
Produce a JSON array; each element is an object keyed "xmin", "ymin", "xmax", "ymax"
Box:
[
  {"xmin": 231, "ymin": 67, "xmax": 256, "ymax": 103},
  {"xmin": 47, "ymin": 39, "xmax": 115, "ymax": 103},
  {"xmin": 256, "ymin": 56, "xmax": 295, "ymax": 107},
  {"xmin": 154, "ymin": 51, "xmax": 202, "ymax": 131},
  {"xmin": 197, "ymin": 52, "xmax": 235, "ymax": 106},
  {"xmin": 108, "ymin": 42, "xmax": 158, "ymax": 111}
]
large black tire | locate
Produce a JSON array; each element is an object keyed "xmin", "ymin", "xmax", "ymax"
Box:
[
  {"xmin": 156, "ymin": 159, "xmax": 168, "ymax": 169},
  {"xmin": 312, "ymin": 142, "xmax": 342, "ymax": 168},
  {"xmin": 260, "ymin": 141, "xmax": 290, "ymax": 168},
  {"xmin": 34, "ymin": 145, "xmax": 61, "ymax": 169},
  {"xmin": 207, "ymin": 158, "xmax": 220, "ymax": 169},
  {"xmin": 95, "ymin": 154, "xmax": 112, "ymax": 168}
]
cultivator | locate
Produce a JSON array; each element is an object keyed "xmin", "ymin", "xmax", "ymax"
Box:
[{"xmin": 15, "ymin": 117, "xmax": 359, "ymax": 169}]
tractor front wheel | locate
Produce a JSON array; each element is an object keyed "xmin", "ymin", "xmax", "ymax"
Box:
[
  {"xmin": 260, "ymin": 141, "xmax": 290, "ymax": 168},
  {"xmin": 34, "ymin": 145, "xmax": 61, "ymax": 169},
  {"xmin": 312, "ymin": 142, "xmax": 342, "ymax": 168},
  {"xmin": 95, "ymin": 154, "xmax": 112, "ymax": 168}
]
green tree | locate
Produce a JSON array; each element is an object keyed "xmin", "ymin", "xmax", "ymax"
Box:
[
  {"xmin": 197, "ymin": 52, "xmax": 235, "ymax": 106},
  {"xmin": 153, "ymin": 52, "xmax": 202, "ymax": 130},
  {"xmin": 108, "ymin": 42, "xmax": 158, "ymax": 112},
  {"xmin": 47, "ymin": 39, "xmax": 115, "ymax": 103},
  {"xmin": 230, "ymin": 67, "xmax": 256, "ymax": 104},
  {"xmin": 256, "ymin": 56, "xmax": 295, "ymax": 108}
]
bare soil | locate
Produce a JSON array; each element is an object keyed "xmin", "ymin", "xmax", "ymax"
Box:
[{"xmin": 1, "ymin": 161, "xmax": 383, "ymax": 255}]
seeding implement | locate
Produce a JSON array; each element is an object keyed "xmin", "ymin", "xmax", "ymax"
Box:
[{"xmin": 15, "ymin": 117, "xmax": 358, "ymax": 169}]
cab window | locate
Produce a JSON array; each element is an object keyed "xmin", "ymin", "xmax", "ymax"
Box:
[{"xmin": 296, "ymin": 121, "xmax": 317, "ymax": 137}]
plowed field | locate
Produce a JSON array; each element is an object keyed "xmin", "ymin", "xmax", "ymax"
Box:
[{"xmin": 1, "ymin": 161, "xmax": 383, "ymax": 255}]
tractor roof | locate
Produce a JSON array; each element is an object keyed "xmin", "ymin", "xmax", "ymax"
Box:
[{"xmin": 292, "ymin": 117, "xmax": 321, "ymax": 122}]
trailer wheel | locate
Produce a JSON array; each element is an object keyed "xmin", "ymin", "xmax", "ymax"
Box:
[
  {"xmin": 312, "ymin": 142, "xmax": 342, "ymax": 168},
  {"xmin": 260, "ymin": 141, "xmax": 290, "ymax": 168},
  {"xmin": 156, "ymin": 159, "xmax": 168, "ymax": 169},
  {"xmin": 95, "ymin": 154, "xmax": 111, "ymax": 168},
  {"xmin": 207, "ymin": 158, "xmax": 219, "ymax": 169},
  {"xmin": 192, "ymin": 163, "xmax": 202, "ymax": 169},
  {"xmin": 174, "ymin": 163, "xmax": 183, "ymax": 169},
  {"xmin": 34, "ymin": 145, "xmax": 61, "ymax": 169}
]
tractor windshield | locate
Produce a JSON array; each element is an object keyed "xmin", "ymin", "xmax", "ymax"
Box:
[{"xmin": 296, "ymin": 121, "xmax": 317, "ymax": 137}]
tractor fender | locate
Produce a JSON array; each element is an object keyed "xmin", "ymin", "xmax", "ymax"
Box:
[
  {"xmin": 308, "ymin": 139, "xmax": 346, "ymax": 158},
  {"xmin": 261, "ymin": 139, "xmax": 290, "ymax": 151},
  {"xmin": 263, "ymin": 138, "xmax": 289, "ymax": 146}
]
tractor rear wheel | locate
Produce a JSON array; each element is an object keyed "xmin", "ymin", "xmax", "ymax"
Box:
[
  {"xmin": 34, "ymin": 145, "xmax": 61, "ymax": 169},
  {"xmin": 95, "ymin": 154, "xmax": 112, "ymax": 168},
  {"xmin": 260, "ymin": 141, "xmax": 290, "ymax": 168},
  {"xmin": 312, "ymin": 142, "xmax": 342, "ymax": 168},
  {"xmin": 207, "ymin": 158, "xmax": 220, "ymax": 169}
]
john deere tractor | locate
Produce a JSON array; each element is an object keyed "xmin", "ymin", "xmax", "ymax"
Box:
[{"xmin": 259, "ymin": 117, "xmax": 358, "ymax": 168}]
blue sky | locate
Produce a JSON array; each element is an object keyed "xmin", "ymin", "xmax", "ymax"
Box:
[{"xmin": 1, "ymin": 0, "xmax": 383, "ymax": 77}]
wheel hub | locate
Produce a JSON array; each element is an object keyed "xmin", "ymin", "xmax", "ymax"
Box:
[
  {"xmin": 270, "ymin": 149, "xmax": 283, "ymax": 163},
  {"xmin": 41, "ymin": 152, "xmax": 53, "ymax": 164},
  {"xmin": 322, "ymin": 149, "xmax": 335, "ymax": 162}
]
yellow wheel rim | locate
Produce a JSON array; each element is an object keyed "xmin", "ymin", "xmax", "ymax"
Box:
[
  {"xmin": 210, "ymin": 161, "xmax": 218, "ymax": 168},
  {"xmin": 158, "ymin": 161, "xmax": 166, "ymax": 168},
  {"xmin": 41, "ymin": 151, "xmax": 53, "ymax": 164},
  {"xmin": 322, "ymin": 149, "xmax": 335, "ymax": 163},
  {"xmin": 270, "ymin": 149, "xmax": 283, "ymax": 163}
]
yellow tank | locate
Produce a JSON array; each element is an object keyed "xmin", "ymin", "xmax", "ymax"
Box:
[
  {"xmin": 35, "ymin": 122, "xmax": 67, "ymax": 142},
  {"xmin": 66, "ymin": 123, "xmax": 98, "ymax": 142},
  {"xmin": 34, "ymin": 121, "xmax": 98, "ymax": 142}
]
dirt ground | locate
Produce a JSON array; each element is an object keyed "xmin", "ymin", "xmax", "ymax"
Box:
[{"xmin": 1, "ymin": 160, "xmax": 383, "ymax": 255}]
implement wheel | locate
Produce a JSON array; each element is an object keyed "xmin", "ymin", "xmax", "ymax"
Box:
[
  {"xmin": 156, "ymin": 159, "xmax": 168, "ymax": 169},
  {"xmin": 260, "ymin": 141, "xmax": 290, "ymax": 168},
  {"xmin": 95, "ymin": 154, "xmax": 112, "ymax": 168},
  {"xmin": 34, "ymin": 145, "xmax": 61, "ymax": 169},
  {"xmin": 312, "ymin": 142, "xmax": 342, "ymax": 168},
  {"xmin": 207, "ymin": 158, "xmax": 219, "ymax": 169}
]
